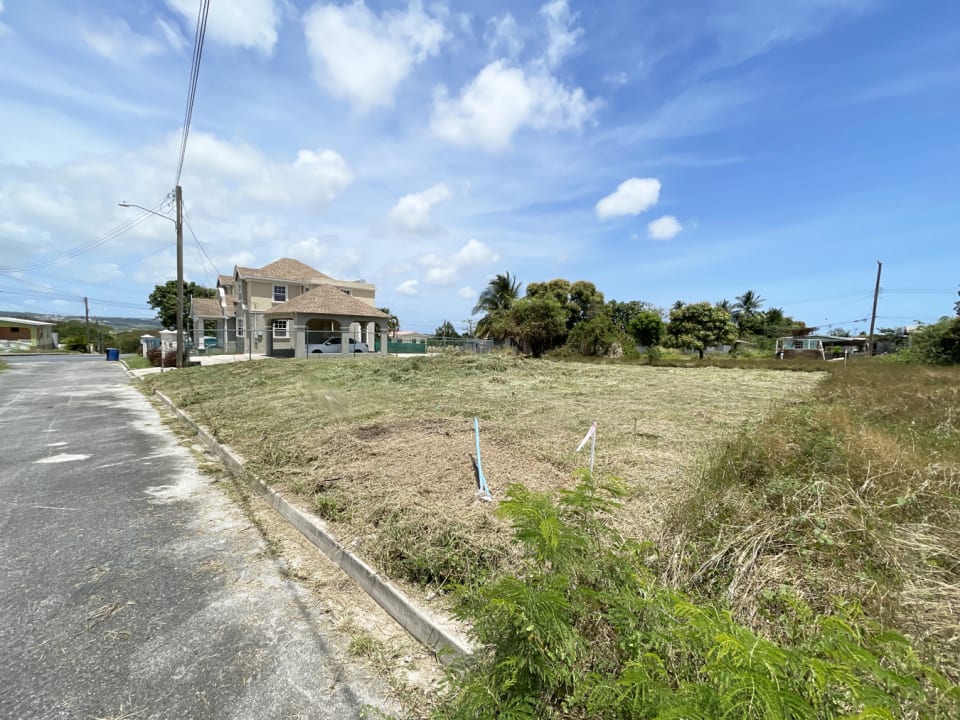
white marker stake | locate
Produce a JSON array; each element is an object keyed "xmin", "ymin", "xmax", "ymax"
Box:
[{"xmin": 575, "ymin": 421, "xmax": 598, "ymax": 474}]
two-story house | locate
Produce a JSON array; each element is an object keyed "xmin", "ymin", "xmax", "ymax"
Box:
[{"xmin": 193, "ymin": 258, "xmax": 389, "ymax": 358}]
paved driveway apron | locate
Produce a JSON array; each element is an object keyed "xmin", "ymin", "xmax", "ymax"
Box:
[{"xmin": 0, "ymin": 357, "xmax": 387, "ymax": 719}]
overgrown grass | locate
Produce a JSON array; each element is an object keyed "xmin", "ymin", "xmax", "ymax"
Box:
[
  {"xmin": 122, "ymin": 355, "xmax": 152, "ymax": 369},
  {"xmin": 662, "ymin": 360, "xmax": 960, "ymax": 678},
  {"xmin": 436, "ymin": 474, "xmax": 960, "ymax": 719},
  {"xmin": 0, "ymin": 358, "xmax": 8, "ymax": 371}
]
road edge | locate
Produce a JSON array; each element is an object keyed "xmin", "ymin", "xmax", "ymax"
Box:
[{"xmin": 122, "ymin": 362, "xmax": 471, "ymax": 663}]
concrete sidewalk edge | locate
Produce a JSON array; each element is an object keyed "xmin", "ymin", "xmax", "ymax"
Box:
[{"xmin": 148, "ymin": 386, "xmax": 473, "ymax": 664}]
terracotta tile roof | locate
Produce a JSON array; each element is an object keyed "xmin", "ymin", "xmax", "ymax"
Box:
[
  {"xmin": 190, "ymin": 297, "xmax": 223, "ymax": 317},
  {"xmin": 264, "ymin": 284, "xmax": 388, "ymax": 320},
  {"xmin": 235, "ymin": 258, "xmax": 331, "ymax": 283}
]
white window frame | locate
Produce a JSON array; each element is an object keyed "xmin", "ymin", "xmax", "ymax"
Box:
[
  {"xmin": 273, "ymin": 285, "xmax": 287, "ymax": 302},
  {"xmin": 272, "ymin": 319, "xmax": 288, "ymax": 338},
  {"xmin": 237, "ymin": 318, "xmax": 244, "ymax": 337}
]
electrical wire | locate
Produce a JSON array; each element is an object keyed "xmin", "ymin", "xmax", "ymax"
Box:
[
  {"xmin": 175, "ymin": 0, "xmax": 211, "ymax": 186},
  {"xmin": 183, "ymin": 212, "xmax": 221, "ymax": 277},
  {"xmin": 0, "ymin": 198, "xmax": 168, "ymax": 274}
]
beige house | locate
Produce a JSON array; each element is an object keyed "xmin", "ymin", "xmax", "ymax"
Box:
[{"xmin": 215, "ymin": 258, "xmax": 389, "ymax": 359}]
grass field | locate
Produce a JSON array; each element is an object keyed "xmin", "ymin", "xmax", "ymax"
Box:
[{"xmin": 143, "ymin": 354, "xmax": 822, "ymax": 588}]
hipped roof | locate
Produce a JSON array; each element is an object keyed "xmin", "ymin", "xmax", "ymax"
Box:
[
  {"xmin": 235, "ymin": 258, "xmax": 331, "ymax": 284},
  {"xmin": 264, "ymin": 284, "xmax": 388, "ymax": 320}
]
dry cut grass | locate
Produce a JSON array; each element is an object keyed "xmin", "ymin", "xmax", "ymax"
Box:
[{"xmin": 144, "ymin": 354, "xmax": 821, "ymax": 591}]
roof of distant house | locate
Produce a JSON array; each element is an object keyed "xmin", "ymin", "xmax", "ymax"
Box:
[
  {"xmin": 235, "ymin": 258, "xmax": 332, "ymax": 284},
  {"xmin": 191, "ymin": 298, "xmax": 224, "ymax": 318},
  {"xmin": 264, "ymin": 285, "xmax": 388, "ymax": 319},
  {"xmin": 0, "ymin": 316, "xmax": 53, "ymax": 327},
  {"xmin": 218, "ymin": 274, "xmax": 234, "ymax": 287}
]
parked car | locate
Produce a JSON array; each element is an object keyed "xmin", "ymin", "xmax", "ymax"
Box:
[{"xmin": 308, "ymin": 337, "xmax": 369, "ymax": 354}]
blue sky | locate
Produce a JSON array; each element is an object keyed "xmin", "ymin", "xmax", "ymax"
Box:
[{"xmin": 0, "ymin": 0, "xmax": 957, "ymax": 334}]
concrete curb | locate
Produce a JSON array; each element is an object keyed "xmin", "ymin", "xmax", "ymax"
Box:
[{"xmin": 150, "ymin": 389, "xmax": 472, "ymax": 663}]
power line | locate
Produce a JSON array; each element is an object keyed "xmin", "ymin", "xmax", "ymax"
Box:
[
  {"xmin": 0, "ymin": 198, "xmax": 168, "ymax": 274},
  {"xmin": 183, "ymin": 212, "xmax": 221, "ymax": 277},
  {"xmin": 175, "ymin": 0, "xmax": 211, "ymax": 185}
]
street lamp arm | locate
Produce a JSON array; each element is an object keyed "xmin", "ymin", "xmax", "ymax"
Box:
[{"xmin": 118, "ymin": 202, "xmax": 176, "ymax": 225}]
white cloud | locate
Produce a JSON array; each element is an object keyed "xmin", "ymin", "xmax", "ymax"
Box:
[
  {"xmin": 246, "ymin": 149, "xmax": 353, "ymax": 206},
  {"xmin": 396, "ymin": 279, "xmax": 419, "ymax": 296},
  {"xmin": 596, "ymin": 178, "xmax": 661, "ymax": 219},
  {"xmin": 458, "ymin": 286, "xmax": 475, "ymax": 299},
  {"xmin": 388, "ymin": 183, "xmax": 451, "ymax": 235},
  {"xmin": 82, "ymin": 18, "xmax": 166, "ymax": 62},
  {"xmin": 304, "ymin": 0, "xmax": 447, "ymax": 110},
  {"xmin": 484, "ymin": 13, "xmax": 523, "ymax": 58},
  {"xmin": 539, "ymin": 0, "xmax": 582, "ymax": 69},
  {"xmin": 425, "ymin": 266, "xmax": 457, "ymax": 286},
  {"xmin": 647, "ymin": 215, "xmax": 683, "ymax": 240},
  {"xmin": 431, "ymin": 60, "xmax": 597, "ymax": 151},
  {"xmin": 453, "ymin": 238, "xmax": 498, "ymax": 266},
  {"xmin": 167, "ymin": 0, "xmax": 279, "ymax": 55}
]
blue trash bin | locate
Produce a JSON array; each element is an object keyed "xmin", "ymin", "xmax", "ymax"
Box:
[{"xmin": 106, "ymin": 348, "xmax": 119, "ymax": 361}]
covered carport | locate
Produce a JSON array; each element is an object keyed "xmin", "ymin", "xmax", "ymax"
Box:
[{"xmin": 263, "ymin": 284, "xmax": 390, "ymax": 358}]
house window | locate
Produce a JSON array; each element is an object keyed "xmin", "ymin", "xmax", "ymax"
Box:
[
  {"xmin": 237, "ymin": 319, "xmax": 244, "ymax": 337},
  {"xmin": 273, "ymin": 285, "xmax": 287, "ymax": 302},
  {"xmin": 273, "ymin": 320, "xmax": 288, "ymax": 338}
]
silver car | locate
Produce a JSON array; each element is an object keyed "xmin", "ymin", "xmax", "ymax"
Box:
[{"xmin": 308, "ymin": 337, "xmax": 369, "ymax": 354}]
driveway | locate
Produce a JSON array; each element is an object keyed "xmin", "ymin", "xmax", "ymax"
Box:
[{"xmin": 0, "ymin": 356, "xmax": 390, "ymax": 719}]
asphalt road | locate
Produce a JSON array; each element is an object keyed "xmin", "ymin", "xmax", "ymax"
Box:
[{"xmin": 0, "ymin": 356, "xmax": 389, "ymax": 719}]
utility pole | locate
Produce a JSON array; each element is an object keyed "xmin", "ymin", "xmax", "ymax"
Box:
[
  {"xmin": 84, "ymin": 296, "xmax": 90, "ymax": 352},
  {"xmin": 175, "ymin": 185, "xmax": 185, "ymax": 369},
  {"xmin": 867, "ymin": 260, "xmax": 882, "ymax": 356}
]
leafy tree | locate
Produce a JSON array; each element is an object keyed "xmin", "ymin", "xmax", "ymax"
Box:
[
  {"xmin": 501, "ymin": 296, "xmax": 566, "ymax": 357},
  {"xmin": 715, "ymin": 298, "xmax": 733, "ymax": 313},
  {"xmin": 565, "ymin": 313, "xmax": 620, "ymax": 356},
  {"xmin": 607, "ymin": 300, "xmax": 664, "ymax": 348},
  {"xmin": 434, "ymin": 320, "xmax": 460, "ymax": 338},
  {"xmin": 527, "ymin": 279, "xmax": 605, "ymax": 331},
  {"xmin": 627, "ymin": 310, "xmax": 664, "ymax": 347},
  {"xmin": 664, "ymin": 301, "xmax": 738, "ymax": 359},
  {"xmin": 473, "ymin": 272, "xmax": 521, "ymax": 338},
  {"xmin": 903, "ymin": 317, "xmax": 960, "ymax": 365},
  {"xmin": 147, "ymin": 280, "xmax": 216, "ymax": 330},
  {"xmin": 377, "ymin": 307, "xmax": 399, "ymax": 339}
]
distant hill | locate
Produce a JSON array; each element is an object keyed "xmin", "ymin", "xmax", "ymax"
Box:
[{"xmin": 0, "ymin": 311, "xmax": 162, "ymax": 331}]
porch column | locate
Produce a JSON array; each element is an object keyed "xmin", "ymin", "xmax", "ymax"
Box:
[
  {"xmin": 379, "ymin": 322, "xmax": 389, "ymax": 355},
  {"xmin": 365, "ymin": 321, "xmax": 375, "ymax": 349},
  {"xmin": 340, "ymin": 325, "xmax": 351, "ymax": 355},
  {"xmin": 194, "ymin": 319, "xmax": 203, "ymax": 349},
  {"xmin": 294, "ymin": 316, "xmax": 307, "ymax": 359}
]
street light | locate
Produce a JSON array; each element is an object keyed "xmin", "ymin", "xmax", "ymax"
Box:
[{"xmin": 119, "ymin": 186, "xmax": 185, "ymax": 368}]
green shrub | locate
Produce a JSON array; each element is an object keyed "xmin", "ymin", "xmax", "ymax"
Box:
[{"xmin": 435, "ymin": 474, "xmax": 959, "ymax": 719}]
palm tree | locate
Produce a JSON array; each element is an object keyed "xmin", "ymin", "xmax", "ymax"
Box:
[
  {"xmin": 472, "ymin": 272, "xmax": 521, "ymax": 315},
  {"xmin": 473, "ymin": 272, "xmax": 521, "ymax": 338},
  {"xmin": 715, "ymin": 299, "xmax": 733, "ymax": 313},
  {"xmin": 733, "ymin": 290, "xmax": 765, "ymax": 322}
]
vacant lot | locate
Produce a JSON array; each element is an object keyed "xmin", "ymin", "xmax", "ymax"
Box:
[{"xmin": 144, "ymin": 355, "xmax": 822, "ymax": 587}]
